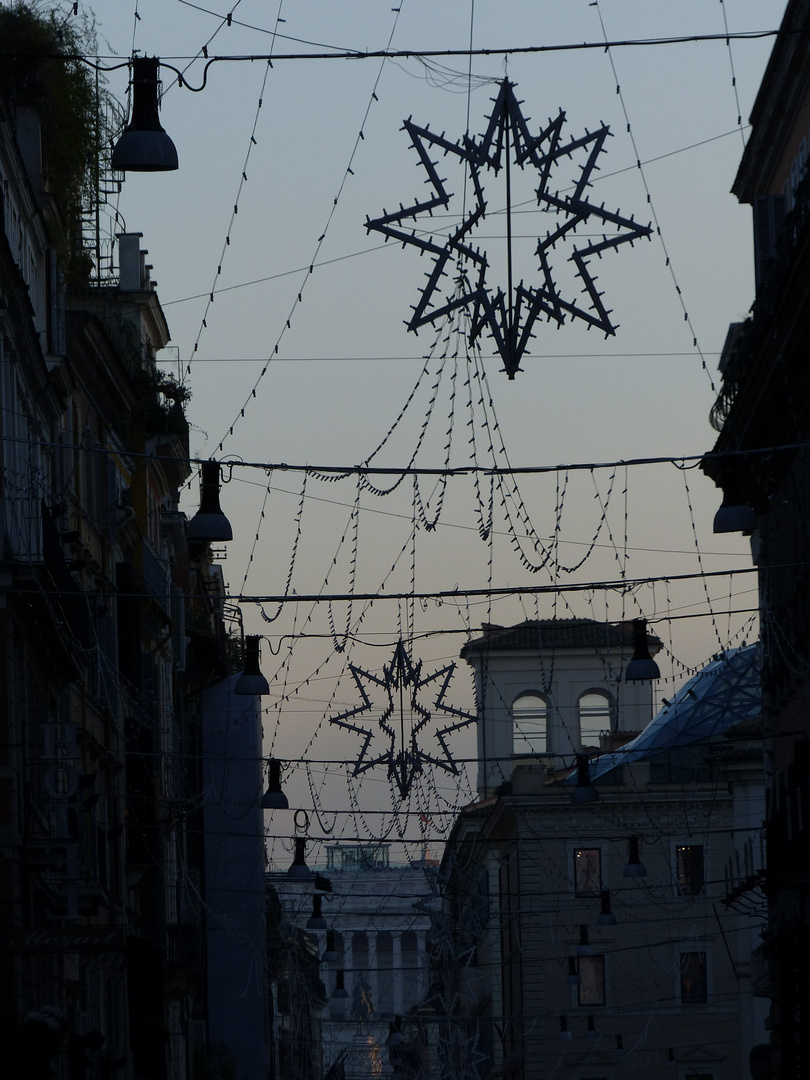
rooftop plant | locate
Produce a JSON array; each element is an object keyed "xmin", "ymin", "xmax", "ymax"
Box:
[{"xmin": 0, "ymin": 3, "xmax": 109, "ymax": 270}]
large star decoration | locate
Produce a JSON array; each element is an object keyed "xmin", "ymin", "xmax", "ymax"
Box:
[
  {"xmin": 330, "ymin": 640, "xmax": 476, "ymax": 799},
  {"xmin": 366, "ymin": 78, "xmax": 652, "ymax": 378}
]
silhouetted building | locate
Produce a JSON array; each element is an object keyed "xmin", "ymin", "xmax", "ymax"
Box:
[
  {"xmin": 702, "ymin": 1, "xmax": 810, "ymax": 1074},
  {"xmin": 0, "ymin": 14, "xmax": 266, "ymax": 1077},
  {"xmin": 436, "ymin": 625, "xmax": 765, "ymax": 1080}
]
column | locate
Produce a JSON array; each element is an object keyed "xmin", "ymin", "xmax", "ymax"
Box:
[
  {"xmin": 392, "ymin": 932, "xmax": 403, "ymax": 1015},
  {"xmin": 344, "ymin": 934, "xmax": 353, "ymax": 1000},
  {"xmin": 416, "ymin": 933, "xmax": 426, "ymax": 1000},
  {"xmin": 368, "ymin": 932, "xmax": 379, "ymax": 1017}
]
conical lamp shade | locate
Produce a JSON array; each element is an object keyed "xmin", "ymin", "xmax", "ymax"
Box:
[
  {"xmin": 112, "ymin": 57, "xmax": 178, "ymax": 172},
  {"xmin": 287, "ymin": 837, "xmax": 311, "ymax": 881},
  {"xmin": 625, "ymin": 618, "xmax": 660, "ymax": 681},
  {"xmin": 235, "ymin": 636, "xmax": 270, "ymax": 696},
  {"xmin": 187, "ymin": 460, "xmax": 233, "ymax": 542},
  {"xmin": 260, "ymin": 759, "xmax": 288, "ymax": 809},
  {"xmin": 306, "ymin": 894, "xmax": 327, "ymax": 930},
  {"xmin": 623, "ymin": 835, "xmax": 647, "ymax": 877}
]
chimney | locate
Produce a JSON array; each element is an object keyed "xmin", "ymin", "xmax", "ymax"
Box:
[{"xmin": 117, "ymin": 232, "xmax": 144, "ymax": 290}]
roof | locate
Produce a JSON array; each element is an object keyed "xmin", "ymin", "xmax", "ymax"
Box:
[
  {"xmin": 460, "ymin": 618, "xmax": 661, "ymax": 658},
  {"xmin": 587, "ymin": 644, "xmax": 761, "ymax": 782},
  {"xmin": 733, "ymin": 0, "xmax": 810, "ymax": 201}
]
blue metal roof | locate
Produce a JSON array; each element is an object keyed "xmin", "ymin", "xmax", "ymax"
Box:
[{"xmin": 588, "ymin": 644, "xmax": 761, "ymax": 783}]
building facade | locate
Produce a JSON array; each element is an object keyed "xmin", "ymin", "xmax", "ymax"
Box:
[
  {"xmin": 273, "ymin": 843, "xmax": 436, "ymax": 1080},
  {"xmin": 461, "ymin": 620, "xmax": 660, "ymax": 797},
  {"xmin": 0, "ymin": 17, "xmax": 267, "ymax": 1078},
  {"xmin": 436, "ymin": 625, "xmax": 765, "ymax": 1080},
  {"xmin": 702, "ymin": 1, "xmax": 810, "ymax": 1074}
]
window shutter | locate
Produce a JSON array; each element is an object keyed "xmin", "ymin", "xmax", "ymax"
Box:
[{"xmin": 754, "ymin": 194, "xmax": 787, "ymax": 289}]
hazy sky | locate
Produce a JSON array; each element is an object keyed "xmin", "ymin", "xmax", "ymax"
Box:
[{"xmin": 77, "ymin": 0, "xmax": 785, "ymax": 856}]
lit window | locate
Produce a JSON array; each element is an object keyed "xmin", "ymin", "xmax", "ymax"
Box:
[
  {"xmin": 512, "ymin": 692, "xmax": 547, "ymax": 754},
  {"xmin": 574, "ymin": 848, "xmax": 601, "ymax": 896},
  {"xmin": 680, "ymin": 951, "xmax": 707, "ymax": 1004},
  {"xmin": 578, "ymin": 955, "xmax": 605, "ymax": 1007},
  {"xmin": 676, "ymin": 845, "xmax": 705, "ymax": 897},
  {"xmin": 578, "ymin": 692, "xmax": 611, "ymax": 747}
]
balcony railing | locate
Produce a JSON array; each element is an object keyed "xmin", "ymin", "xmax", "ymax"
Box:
[{"xmin": 710, "ymin": 173, "xmax": 810, "ymax": 432}]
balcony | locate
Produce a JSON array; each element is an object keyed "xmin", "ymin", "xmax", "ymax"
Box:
[
  {"xmin": 166, "ymin": 921, "xmax": 203, "ymax": 972},
  {"xmin": 141, "ymin": 540, "xmax": 170, "ymax": 619},
  {"xmin": 710, "ymin": 174, "xmax": 810, "ymax": 433}
]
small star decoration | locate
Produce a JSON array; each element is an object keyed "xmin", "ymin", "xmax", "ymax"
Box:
[
  {"xmin": 366, "ymin": 79, "xmax": 652, "ymax": 378},
  {"xmin": 330, "ymin": 640, "xmax": 476, "ymax": 799}
]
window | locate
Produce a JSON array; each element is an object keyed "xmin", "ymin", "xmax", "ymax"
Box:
[
  {"xmin": 680, "ymin": 951, "xmax": 708, "ymax": 1004},
  {"xmin": 676, "ymin": 845, "xmax": 705, "ymax": 896},
  {"xmin": 573, "ymin": 848, "xmax": 601, "ymax": 895},
  {"xmin": 578, "ymin": 692, "xmax": 611, "ymax": 747},
  {"xmin": 512, "ymin": 692, "xmax": 547, "ymax": 753},
  {"xmin": 578, "ymin": 955, "xmax": 605, "ymax": 1007}
]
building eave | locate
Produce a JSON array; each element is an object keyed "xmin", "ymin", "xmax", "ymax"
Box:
[{"xmin": 733, "ymin": 0, "xmax": 810, "ymax": 202}]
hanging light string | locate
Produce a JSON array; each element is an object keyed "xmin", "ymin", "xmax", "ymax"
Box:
[
  {"xmin": 474, "ymin": 331, "xmax": 617, "ymax": 578},
  {"xmin": 468, "ymin": 331, "xmax": 619, "ymax": 577},
  {"xmin": 213, "ymin": 3, "xmax": 407, "ymax": 453},
  {"xmin": 357, "ymin": 330, "xmax": 453, "ymax": 499},
  {"xmin": 347, "ymin": 767, "xmax": 401, "ymax": 845},
  {"xmin": 240, "ymin": 466, "xmax": 274, "ymax": 596},
  {"xmin": 261, "ymin": 493, "xmax": 371, "ymax": 761},
  {"xmin": 292, "ymin": 518, "xmax": 424, "ymax": 762},
  {"xmin": 462, "ymin": 334, "xmax": 494, "ymax": 543},
  {"xmin": 413, "ymin": 352, "xmax": 459, "ymax": 530},
  {"xmin": 304, "ymin": 759, "xmax": 337, "ymax": 837},
  {"xmin": 326, "ymin": 477, "xmax": 361, "ymax": 653},
  {"xmin": 184, "ymin": 46, "xmax": 276, "ymax": 381},
  {"xmin": 310, "ymin": 322, "xmax": 447, "ymax": 489},
  {"xmin": 677, "ymin": 461, "xmax": 730, "ymax": 651},
  {"xmin": 255, "ymin": 469, "xmax": 308, "ymax": 623},
  {"xmin": 588, "ymin": 0, "xmax": 717, "ymax": 394},
  {"xmin": 166, "ymin": 1, "xmax": 247, "ymax": 95},
  {"xmin": 166, "ymin": 1, "xmax": 284, "ymax": 391},
  {"xmin": 408, "ymin": 483, "xmax": 418, "ymax": 646},
  {"xmin": 718, "ymin": 0, "xmax": 748, "ymax": 149},
  {"xmin": 130, "ymin": 0, "xmax": 141, "ymax": 56}
]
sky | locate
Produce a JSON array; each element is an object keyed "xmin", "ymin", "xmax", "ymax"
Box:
[{"xmin": 66, "ymin": 0, "xmax": 787, "ymax": 861}]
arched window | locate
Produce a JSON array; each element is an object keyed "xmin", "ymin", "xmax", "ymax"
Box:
[
  {"xmin": 512, "ymin": 692, "xmax": 548, "ymax": 754},
  {"xmin": 578, "ymin": 692, "xmax": 612, "ymax": 748}
]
